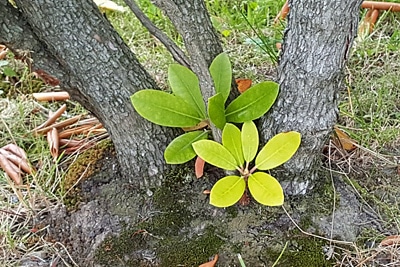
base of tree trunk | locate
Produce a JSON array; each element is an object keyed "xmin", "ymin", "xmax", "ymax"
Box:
[{"xmin": 42, "ymin": 152, "xmax": 385, "ymax": 267}]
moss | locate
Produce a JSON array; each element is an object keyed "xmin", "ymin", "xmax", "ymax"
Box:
[
  {"xmin": 265, "ymin": 234, "xmax": 334, "ymax": 267},
  {"xmin": 62, "ymin": 140, "xmax": 114, "ymax": 210},
  {"xmin": 225, "ymin": 205, "xmax": 239, "ymax": 219},
  {"xmin": 95, "ymin": 167, "xmax": 225, "ymax": 266},
  {"xmin": 95, "ymin": 229, "xmax": 147, "ymax": 266},
  {"xmin": 158, "ymin": 226, "xmax": 224, "ymax": 266}
]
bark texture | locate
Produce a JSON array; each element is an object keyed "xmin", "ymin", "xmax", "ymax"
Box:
[
  {"xmin": 151, "ymin": 0, "xmax": 224, "ymax": 140},
  {"xmin": 259, "ymin": 0, "xmax": 363, "ymax": 195},
  {"xmin": 151, "ymin": 0, "xmax": 223, "ymax": 101},
  {"xmin": 0, "ymin": 0, "xmax": 176, "ymax": 188}
]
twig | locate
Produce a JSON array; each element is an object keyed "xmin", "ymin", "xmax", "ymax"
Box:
[
  {"xmin": 282, "ymin": 205, "xmax": 355, "ymax": 246},
  {"xmin": 123, "ymin": 0, "xmax": 190, "ymax": 67}
]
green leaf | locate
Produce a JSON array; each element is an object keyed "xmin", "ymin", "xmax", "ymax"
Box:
[
  {"xmin": 210, "ymin": 175, "xmax": 245, "ymax": 207},
  {"xmin": 225, "ymin": 81, "xmax": 279, "ymax": 123},
  {"xmin": 3, "ymin": 66, "xmax": 17, "ymax": 77},
  {"xmin": 131, "ymin": 90, "xmax": 202, "ymax": 127},
  {"xmin": 248, "ymin": 172, "xmax": 284, "ymax": 206},
  {"xmin": 168, "ymin": 64, "xmax": 206, "ymax": 118},
  {"xmin": 222, "ymin": 123, "xmax": 244, "ymax": 167},
  {"xmin": 164, "ymin": 131, "xmax": 209, "ymax": 164},
  {"xmin": 208, "ymin": 93, "xmax": 226, "ymax": 129},
  {"xmin": 192, "ymin": 140, "xmax": 237, "ymax": 170},
  {"xmin": 209, "ymin": 52, "xmax": 232, "ymax": 103},
  {"xmin": 255, "ymin": 131, "xmax": 301, "ymax": 170},
  {"xmin": 241, "ymin": 121, "xmax": 258, "ymax": 163}
]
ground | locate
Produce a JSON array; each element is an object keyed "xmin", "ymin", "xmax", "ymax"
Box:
[{"xmin": 1, "ymin": 0, "xmax": 400, "ymax": 266}]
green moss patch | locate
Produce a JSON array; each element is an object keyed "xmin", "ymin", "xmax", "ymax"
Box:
[
  {"xmin": 95, "ymin": 167, "xmax": 225, "ymax": 266},
  {"xmin": 62, "ymin": 140, "xmax": 114, "ymax": 209},
  {"xmin": 266, "ymin": 235, "xmax": 334, "ymax": 267}
]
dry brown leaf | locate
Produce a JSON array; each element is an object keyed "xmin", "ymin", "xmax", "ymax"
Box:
[
  {"xmin": 182, "ymin": 120, "xmax": 209, "ymax": 132},
  {"xmin": 198, "ymin": 254, "xmax": 218, "ymax": 267},
  {"xmin": 380, "ymin": 235, "xmax": 400, "ymax": 246},
  {"xmin": 202, "ymin": 189, "xmax": 211, "ymax": 195},
  {"xmin": 32, "ymin": 92, "xmax": 70, "ymax": 101},
  {"xmin": 33, "ymin": 104, "xmax": 66, "ymax": 132},
  {"xmin": 0, "ymin": 153, "xmax": 22, "ymax": 185},
  {"xmin": 195, "ymin": 156, "xmax": 205, "ymax": 178},
  {"xmin": 47, "ymin": 128, "xmax": 59, "ymax": 160},
  {"xmin": 35, "ymin": 115, "xmax": 83, "ymax": 135},
  {"xmin": 235, "ymin": 78, "xmax": 252, "ymax": 94},
  {"xmin": 33, "ymin": 69, "xmax": 60, "ymax": 86},
  {"xmin": 59, "ymin": 139, "xmax": 84, "ymax": 148},
  {"xmin": 0, "ymin": 50, "xmax": 7, "ymax": 60},
  {"xmin": 0, "ymin": 150, "xmax": 32, "ymax": 174},
  {"xmin": 333, "ymin": 126, "xmax": 357, "ymax": 152},
  {"xmin": 58, "ymin": 125, "xmax": 93, "ymax": 139},
  {"xmin": 2, "ymin": 144, "xmax": 28, "ymax": 160}
]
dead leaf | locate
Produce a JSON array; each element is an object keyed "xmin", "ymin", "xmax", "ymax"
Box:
[
  {"xmin": 94, "ymin": 0, "xmax": 125, "ymax": 12},
  {"xmin": 182, "ymin": 120, "xmax": 209, "ymax": 132},
  {"xmin": 380, "ymin": 235, "xmax": 400, "ymax": 246},
  {"xmin": 195, "ymin": 156, "xmax": 205, "ymax": 178},
  {"xmin": 2, "ymin": 144, "xmax": 28, "ymax": 161},
  {"xmin": 0, "ymin": 153, "xmax": 22, "ymax": 185},
  {"xmin": 35, "ymin": 115, "xmax": 83, "ymax": 135},
  {"xmin": 235, "ymin": 78, "xmax": 252, "ymax": 93},
  {"xmin": 32, "ymin": 92, "xmax": 70, "ymax": 101},
  {"xmin": 0, "ymin": 50, "xmax": 7, "ymax": 60},
  {"xmin": 47, "ymin": 128, "xmax": 59, "ymax": 160},
  {"xmin": 199, "ymin": 254, "xmax": 218, "ymax": 267},
  {"xmin": 33, "ymin": 104, "xmax": 66, "ymax": 132},
  {"xmin": 0, "ymin": 150, "xmax": 32, "ymax": 174},
  {"xmin": 33, "ymin": 69, "xmax": 60, "ymax": 86},
  {"xmin": 333, "ymin": 126, "xmax": 357, "ymax": 152}
]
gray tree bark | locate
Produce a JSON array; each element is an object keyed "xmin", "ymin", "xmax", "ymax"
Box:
[
  {"xmin": 259, "ymin": 0, "xmax": 362, "ymax": 195},
  {"xmin": 0, "ymin": 0, "xmax": 176, "ymax": 188}
]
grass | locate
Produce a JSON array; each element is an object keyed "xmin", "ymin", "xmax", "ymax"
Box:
[{"xmin": 1, "ymin": 0, "xmax": 400, "ymax": 266}]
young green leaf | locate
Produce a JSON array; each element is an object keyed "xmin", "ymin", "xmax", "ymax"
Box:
[
  {"xmin": 225, "ymin": 81, "xmax": 279, "ymax": 123},
  {"xmin": 131, "ymin": 90, "xmax": 202, "ymax": 127},
  {"xmin": 255, "ymin": 131, "xmax": 301, "ymax": 170},
  {"xmin": 164, "ymin": 131, "xmax": 209, "ymax": 164},
  {"xmin": 168, "ymin": 64, "xmax": 206, "ymax": 118},
  {"xmin": 208, "ymin": 93, "xmax": 226, "ymax": 129},
  {"xmin": 222, "ymin": 123, "xmax": 244, "ymax": 167},
  {"xmin": 210, "ymin": 175, "xmax": 246, "ymax": 207},
  {"xmin": 248, "ymin": 172, "xmax": 284, "ymax": 206},
  {"xmin": 241, "ymin": 121, "xmax": 258, "ymax": 162},
  {"xmin": 192, "ymin": 140, "xmax": 238, "ymax": 170},
  {"xmin": 209, "ymin": 52, "xmax": 232, "ymax": 103}
]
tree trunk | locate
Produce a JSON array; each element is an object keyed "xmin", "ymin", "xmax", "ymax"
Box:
[
  {"xmin": 0, "ymin": 0, "xmax": 176, "ymax": 188},
  {"xmin": 259, "ymin": 0, "xmax": 363, "ymax": 195},
  {"xmin": 151, "ymin": 0, "xmax": 224, "ymax": 140},
  {"xmin": 0, "ymin": 0, "xmax": 370, "ymax": 266}
]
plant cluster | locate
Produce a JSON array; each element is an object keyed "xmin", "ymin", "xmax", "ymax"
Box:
[{"xmin": 131, "ymin": 52, "xmax": 301, "ymax": 207}]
